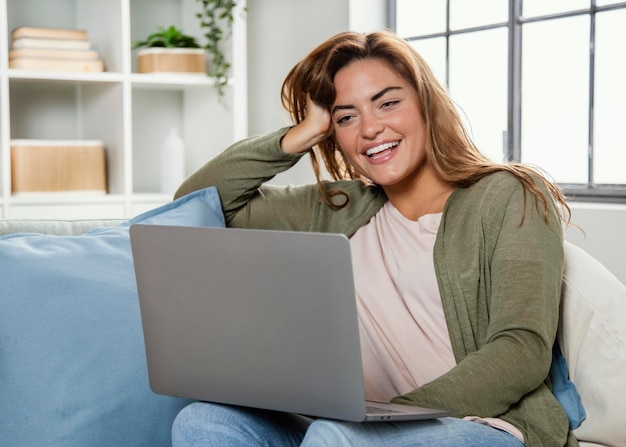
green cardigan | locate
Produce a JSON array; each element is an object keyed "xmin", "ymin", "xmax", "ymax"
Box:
[{"xmin": 175, "ymin": 127, "xmax": 576, "ymax": 447}]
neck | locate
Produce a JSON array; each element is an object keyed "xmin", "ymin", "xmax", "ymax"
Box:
[{"xmin": 383, "ymin": 171, "xmax": 454, "ymax": 221}]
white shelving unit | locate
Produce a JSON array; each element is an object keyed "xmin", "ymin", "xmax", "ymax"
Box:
[{"xmin": 0, "ymin": 0, "xmax": 247, "ymax": 219}]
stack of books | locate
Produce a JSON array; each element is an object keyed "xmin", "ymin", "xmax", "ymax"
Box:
[{"xmin": 9, "ymin": 26, "xmax": 104, "ymax": 72}]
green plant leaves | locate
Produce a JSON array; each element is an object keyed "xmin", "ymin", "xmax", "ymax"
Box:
[
  {"xmin": 132, "ymin": 26, "xmax": 201, "ymax": 49},
  {"xmin": 132, "ymin": 0, "xmax": 245, "ymax": 99},
  {"xmin": 196, "ymin": 0, "xmax": 242, "ymax": 98}
]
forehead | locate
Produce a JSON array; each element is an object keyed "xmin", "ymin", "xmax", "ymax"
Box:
[{"xmin": 333, "ymin": 59, "xmax": 409, "ymax": 101}]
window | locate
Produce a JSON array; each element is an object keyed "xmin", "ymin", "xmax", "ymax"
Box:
[{"xmin": 390, "ymin": 0, "xmax": 626, "ymax": 202}]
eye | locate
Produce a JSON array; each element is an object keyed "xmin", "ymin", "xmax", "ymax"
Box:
[
  {"xmin": 335, "ymin": 114, "xmax": 355, "ymax": 125},
  {"xmin": 381, "ymin": 100, "xmax": 399, "ymax": 109}
]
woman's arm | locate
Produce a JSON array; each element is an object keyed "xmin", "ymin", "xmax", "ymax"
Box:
[
  {"xmin": 174, "ymin": 127, "xmax": 298, "ymax": 207},
  {"xmin": 173, "ymin": 98, "xmax": 333, "ymax": 230},
  {"xmin": 172, "ymin": 128, "xmax": 308, "ymax": 230}
]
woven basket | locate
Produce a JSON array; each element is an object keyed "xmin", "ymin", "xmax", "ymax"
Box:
[
  {"xmin": 137, "ymin": 48, "xmax": 206, "ymax": 74},
  {"xmin": 11, "ymin": 140, "xmax": 107, "ymax": 193}
]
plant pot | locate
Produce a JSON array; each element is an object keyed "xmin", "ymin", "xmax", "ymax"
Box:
[{"xmin": 137, "ymin": 48, "xmax": 205, "ymax": 74}]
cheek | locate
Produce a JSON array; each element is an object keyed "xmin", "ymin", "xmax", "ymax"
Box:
[{"xmin": 333, "ymin": 127, "xmax": 355, "ymax": 155}]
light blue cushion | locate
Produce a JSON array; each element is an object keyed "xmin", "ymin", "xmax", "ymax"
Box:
[
  {"xmin": 0, "ymin": 187, "xmax": 225, "ymax": 447},
  {"xmin": 549, "ymin": 342, "xmax": 586, "ymax": 429}
]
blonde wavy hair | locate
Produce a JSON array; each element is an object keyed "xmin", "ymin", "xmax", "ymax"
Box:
[{"xmin": 281, "ymin": 30, "xmax": 570, "ymax": 224}]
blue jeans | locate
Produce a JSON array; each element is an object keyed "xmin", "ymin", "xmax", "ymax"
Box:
[{"xmin": 172, "ymin": 402, "xmax": 525, "ymax": 447}]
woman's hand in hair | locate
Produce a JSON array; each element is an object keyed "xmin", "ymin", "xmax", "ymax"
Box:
[{"xmin": 280, "ymin": 94, "xmax": 332, "ymax": 155}]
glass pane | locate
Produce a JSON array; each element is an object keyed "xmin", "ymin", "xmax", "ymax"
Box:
[
  {"xmin": 409, "ymin": 37, "xmax": 447, "ymax": 87},
  {"xmin": 594, "ymin": 9, "xmax": 626, "ymax": 185},
  {"xmin": 449, "ymin": 28, "xmax": 508, "ymax": 162},
  {"xmin": 396, "ymin": 0, "xmax": 446, "ymax": 37},
  {"xmin": 523, "ymin": 0, "xmax": 589, "ymax": 18},
  {"xmin": 521, "ymin": 16, "xmax": 590, "ymax": 183},
  {"xmin": 450, "ymin": 0, "xmax": 508, "ymax": 30}
]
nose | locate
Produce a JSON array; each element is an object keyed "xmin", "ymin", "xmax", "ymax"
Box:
[{"xmin": 360, "ymin": 111, "xmax": 384, "ymax": 140}]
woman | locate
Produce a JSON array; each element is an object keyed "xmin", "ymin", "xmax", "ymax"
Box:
[{"xmin": 172, "ymin": 31, "xmax": 576, "ymax": 447}]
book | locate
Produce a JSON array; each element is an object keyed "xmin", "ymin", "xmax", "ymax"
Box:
[
  {"xmin": 9, "ymin": 48, "xmax": 99, "ymax": 61},
  {"xmin": 12, "ymin": 37, "xmax": 91, "ymax": 50},
  {"xmin": 9, "ymin": 57, "xmax": 104, "ymax": 72},
  {"xmin": 11, "ymin": 26, "xmax": 88, "ymax": 41}
]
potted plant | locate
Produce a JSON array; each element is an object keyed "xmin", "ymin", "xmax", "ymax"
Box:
[
  {"xmin": 133, "ymin": 26, "xmax": 206, "ymax": 74},
  {"xmin": 133, "ymin": 1, "xmax": 244, "ymax": 97}
]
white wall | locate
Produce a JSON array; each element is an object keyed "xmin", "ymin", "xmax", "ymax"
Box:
[
  {"xmin": 349, "ymin": 0, "xmax": 389, "ymax": 32},
  {"xmin": 246, "ymin": 0, "xmax": 349, "ymax": 185},
  {"xmin": 565, "ymin": 203, "xmax": 626, "ymax": 284},
  {"xmin": 245, "ymin": 1, "xmax": 626, "ymax": 285}
]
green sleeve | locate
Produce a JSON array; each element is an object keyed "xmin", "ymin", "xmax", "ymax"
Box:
[
  {"xmin": 174, "ymin": 127, "xmax": 319, "ymax": 231},
  {"xmin": 174, "ymin": 127, "xmax": 387, "ymax": 234}
]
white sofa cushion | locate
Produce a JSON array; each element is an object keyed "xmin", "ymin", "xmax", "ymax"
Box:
[{"xmin": 560, "ymin": 241, "xmax": 626, "ymax": 447}]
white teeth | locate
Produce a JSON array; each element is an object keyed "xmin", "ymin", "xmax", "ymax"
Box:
[{"xmin": 365, "ymin": 142, "xmax": 398, "ymax": 156}]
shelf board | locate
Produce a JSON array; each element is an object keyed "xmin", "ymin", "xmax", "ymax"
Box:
[
  {"xmin": 130, "ymin": 72, "xmax": 216, "ymax": 89},
  {"xmin": 5, "ymin": 70, "xmax": 226, "ymax": 90},
  {"xmin": 8, "ymin": 192, "xmax": 174, "ymax": 204},
  {"xmin": 7, "ymin": 69, "xmax": 124, "ymax": 84},
  {"xmin": 9, "ymin": 192, "xmax": 123, "ymax": 205}
]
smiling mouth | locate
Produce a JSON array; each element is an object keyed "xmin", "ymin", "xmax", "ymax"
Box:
[{"xmin": 365, "ymin": 141, "xmax": 399, "ymax": 158}]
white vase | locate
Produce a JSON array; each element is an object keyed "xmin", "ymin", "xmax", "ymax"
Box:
[{"xmin": 160, "ymin": 127, "xmax": 186, "ymax": 194}]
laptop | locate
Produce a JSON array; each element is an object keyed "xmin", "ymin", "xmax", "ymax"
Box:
[{"xmin": 129, "ymin": 224, "xmax": 450, "ymax": 422}]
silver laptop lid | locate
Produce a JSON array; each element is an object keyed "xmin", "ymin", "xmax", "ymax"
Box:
[{"xmin": 130, "ymin": 224, "xmax": 369, "ymax": 421}]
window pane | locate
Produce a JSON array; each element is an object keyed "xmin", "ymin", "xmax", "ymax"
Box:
[
  {"xmin": 521, "ymin": 16, "xmax": 590, "ymax": 183},
  {"xmin": 594, "ymin": 9, "xmax": 626, "ymax": 185},
  {"xmin": 449, "ymin": 28, "xmax": 508, "ymax": 162},
  {"xmin": 409, "ymin": 37, "xmax": 447, "ymax": 87},
  {"xmin": 523, "ymin": 0, "xmax": 589, "ymax": 18},
  {"xmin": 396, "ymin": 0, "xmax": 446, "ymax": 37},
  {"xmin": 450, "ymin": 0, "xmax": 508, "ymax": 30}
]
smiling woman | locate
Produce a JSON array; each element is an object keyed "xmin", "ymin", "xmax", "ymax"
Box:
[
  {"xmin": 172, "ymin": 30, "xmax": 578, "ymax": 447},
  {"xmin": 328, "ymin": 60, "xmax": 447, "ymax": 220}
]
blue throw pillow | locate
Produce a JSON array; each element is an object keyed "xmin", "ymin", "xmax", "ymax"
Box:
[
  {"xmin": 0, "ymin": 187, "xmax": 225, "ymax": 447},
  {"xmin": 549, "ymin": 342, "xmax": 586, "ymax": 429}
]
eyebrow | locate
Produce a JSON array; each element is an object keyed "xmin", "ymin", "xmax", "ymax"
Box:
[{"xmin": 331, "ymin": 86, "xmax": 403, "ymax": 115}]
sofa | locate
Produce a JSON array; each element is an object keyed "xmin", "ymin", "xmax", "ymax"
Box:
[{"xmin": 1, "ymin": 187, "xmax": 624, "ymax": 447}]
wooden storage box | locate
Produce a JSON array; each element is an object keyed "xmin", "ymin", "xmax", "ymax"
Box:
[
  {"xmin": 11, "ymin": 139, "xmax": 107, "ymax": 193},
  {"xmin": 137, "ymin": 48, "xmax": 206, "ymax": 74}
]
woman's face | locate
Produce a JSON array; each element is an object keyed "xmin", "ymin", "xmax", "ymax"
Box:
[{"xmin": 331, "ymin": 58, "xmax": 429, "ymax": 191}]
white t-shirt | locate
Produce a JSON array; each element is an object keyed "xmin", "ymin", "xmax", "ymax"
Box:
[{"xmin": 350, "ymin": 201, "xmax": 453, "ymax": 402}]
